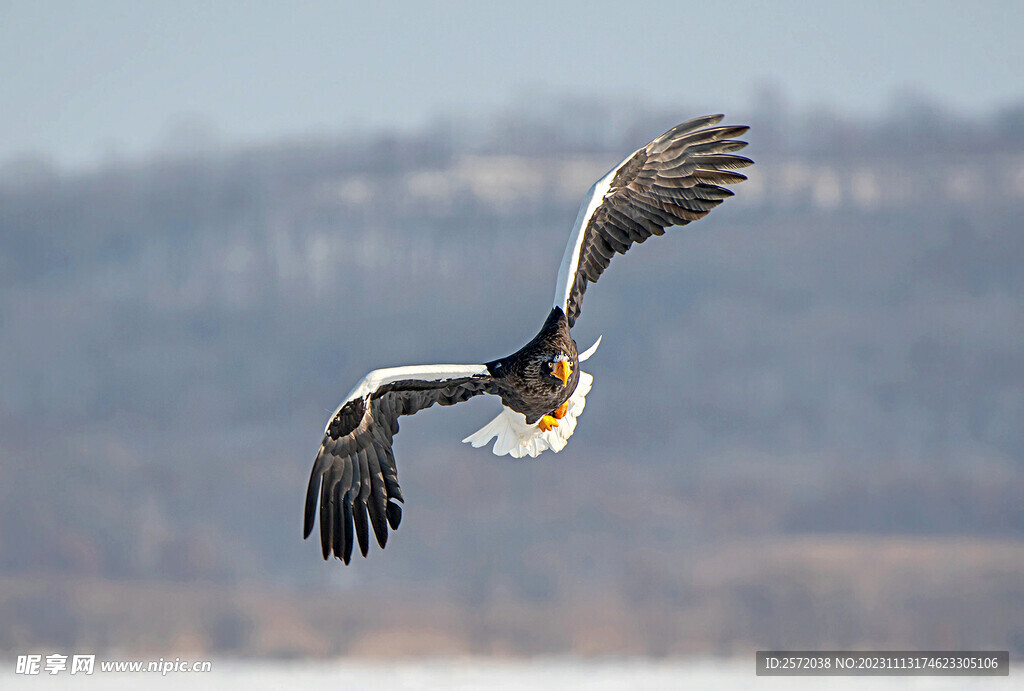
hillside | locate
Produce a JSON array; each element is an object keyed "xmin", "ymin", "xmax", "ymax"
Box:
[{"xmin": 2, "ymin": 97, "xmax": 1023, "ymax": 655}]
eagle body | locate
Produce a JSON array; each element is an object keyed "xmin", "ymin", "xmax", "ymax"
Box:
[
  {"xmin": 486, "ymin": 307, "xmax": 579, "ymax": 424},
  {"xmin": 305, "ymin": 114, "xmax": 753, "ymax": 563}
]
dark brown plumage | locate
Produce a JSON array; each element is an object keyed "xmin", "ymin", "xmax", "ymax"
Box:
[
  {"xmin": 563, "ymin": 116, "xmax": 752, "ymax": 326},
  {"xmin": 305, "ymin": 375, "xmax": 498, "ymax": 562},
  {"xmin": 305, "ymin": 307, "xmax": 578, "ymax": 563},
  {"xmin": 486, "ymin": 307, "xmax": 579, "ymax": 424},
  {"xmin": 304, "ymin": 115, "xmax": 752, "ymax": 564}
]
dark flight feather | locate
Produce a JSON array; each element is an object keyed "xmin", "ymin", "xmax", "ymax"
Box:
[
  {"xmin": 563, "ymin": 115, "xmax": 751, "ymax": 326},
  {"xmin": 305, "ymin": 375, "xmax": 498, "ymax": 562}
]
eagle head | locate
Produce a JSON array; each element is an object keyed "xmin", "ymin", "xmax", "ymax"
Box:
[{"xmin": 549, "ymin": 354, "xmax": 572, "ymax": 387}]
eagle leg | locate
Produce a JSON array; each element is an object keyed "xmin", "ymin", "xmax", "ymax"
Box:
[
  {"xmin": 552, "ymin": 402, "xmax": 569, "ymax": 420},
  {"xmin": 538, "ymin": 414, "xmax": 560, "ymax": 432}
]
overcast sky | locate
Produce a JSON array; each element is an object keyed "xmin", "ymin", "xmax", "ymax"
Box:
[{"xmin": 3, "ymin": 0, "xmax": 1023, "ymax": 168}]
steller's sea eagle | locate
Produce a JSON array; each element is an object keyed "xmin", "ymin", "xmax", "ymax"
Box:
[{"xmin": 304, "ymin": 114, "xmax": 752, "ymax": 563}]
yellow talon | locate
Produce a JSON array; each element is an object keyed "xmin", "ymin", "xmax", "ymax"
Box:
[
  {"xmin": 552, "ymin": 402, "xmax": 569, "ymax": 420},
  {"xmin": 538, "ymin": 414, "xmax": 559, "ymax": 432}
]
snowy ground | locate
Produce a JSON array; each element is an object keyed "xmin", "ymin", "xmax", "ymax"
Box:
[{"xmin": 9, "ymin": 658, "xmax": 1018, "ymax": 690}]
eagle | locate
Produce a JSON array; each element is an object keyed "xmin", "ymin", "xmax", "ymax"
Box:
[{"xmin": 304, "ymin": 114, "xmax": 752, "ymax": 563}]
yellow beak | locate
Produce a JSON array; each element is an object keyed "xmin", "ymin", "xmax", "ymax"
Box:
[{"xmin": 552, "ymin": 359, "xmax": 572, "ymax": 387}]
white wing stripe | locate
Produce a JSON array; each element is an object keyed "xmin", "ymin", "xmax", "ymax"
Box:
[
  {"xmin": 552, "ymin": 154, "xmax": 635, "ymax": 312},
  {"xmin": 327, "ymin": 363, "xmax": 489, "ymax": 431}
]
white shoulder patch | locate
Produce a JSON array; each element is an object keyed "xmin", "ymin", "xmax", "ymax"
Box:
[
  {"xmin": 327, "ymin": 363, "xmax": 488, "ymax": 432},
  {"xmin": 462, "ymin": 370, "xmax": 595, "ymax": 459},
  {"xmin": 578, "ymin": 335, "xmax": 602, "ymax": 362},
  {"xmin": 552, "ymin": 145, "xmax": 643, "ymax": 313}
]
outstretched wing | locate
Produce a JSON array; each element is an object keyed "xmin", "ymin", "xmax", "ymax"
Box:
[
  {"xmin": 304, "ymin": 364, "xmax": 496, "ymax": 564},
  {"xmin": 554, "ymin": 114, "xmax": 753, "ymax": 326}
]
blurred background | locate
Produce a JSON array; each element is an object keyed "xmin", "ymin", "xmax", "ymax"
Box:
[{"xmin": 2, "ymin": 0, "xmax": 1024, "ymax": 683}]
